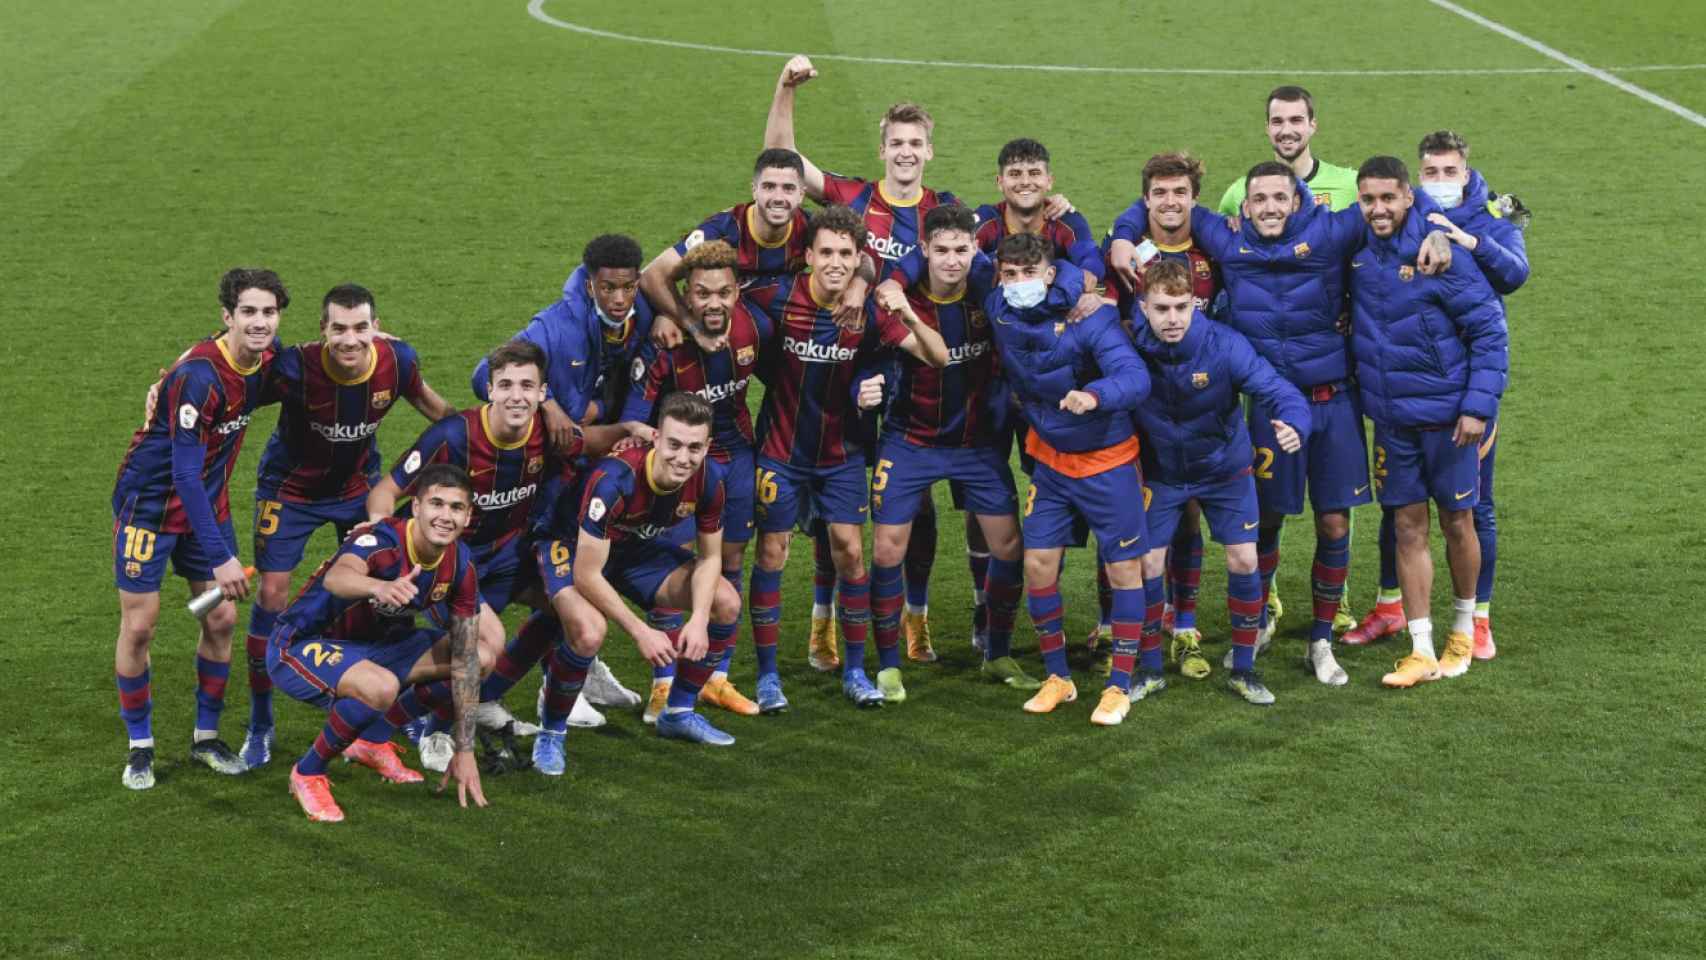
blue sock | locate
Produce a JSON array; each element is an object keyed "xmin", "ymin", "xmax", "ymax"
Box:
[
  {"xmin": 193, "ymin": 655, "xmax": 230, "ymax": 734},
  {"xmin": 1107, "ymin": 587, "xmax": 1143, "ymax": 692},
  {"xmin": 750, "ymin": 566, "xmax": 782, "ymax": 677},
  {"xmin": 718, "ymin": 567, "xmax": 742, "ymax": 673},
  {"xmin": 871, "ymin": 562, "xmax": 905, "ymax": 671},
  {"xmin": 1228, "ymin": 571, "xmax": 1264, "ymax": 672},
  {"xmin": 1028, "ymin": 583, "xmax": 1069, "ymax": 679},
  {"xmin": 983, "ymin": 556, "xmax": 1022, "ymax": 660},
  {"xmin": 543, "ymin": 646, "xmax": 594, "ymax": 733},
  {"xmin": 245, "ymin": 605, "xmax": 277, "ymax": 729},
  {"xmin": 1474, "ymin": 499, "xmax": 1496, "ymax": 605},
  {"xmin": 1140, "ymin": 576, "xmax": 1166, "ymax": 673},
  {"xmin": 116, "ymin": 668, "xmax": 153, "ymax": 745},
  {"xmin": 838, "ymin": 574, "xmax": 871, "ymax": 676},
  {"xmin": 298, "ymin": 698, "xmax": 379, "ymax": 776},
  {"xmin": 650, "ymin": 608, "xmax": 682, "ymax": 680}
]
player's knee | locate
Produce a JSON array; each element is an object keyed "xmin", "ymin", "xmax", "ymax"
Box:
[
  {"xmin": 1316, "ymin": 511, "xmax": 1350, "ymax": 540},
  {"xmin": 256, "ymin": 580, "xmax": 290, "ymax": 613},
  {"xmin": 568, "ymin": 611, "xmax": 606, "ymax": 656},
  {"xmin": 365, "ymin": 674, "xmax": 401, "ymax": 711},
  {"xmin": 1140, "ymin": 550, "xmax": 1168, "ymax": 582},
  {"xmin": 756, "ymin": 534, "xmax": 789, "ymax": 571},
  {"xmin": 1104, "ymin": 557, "xmax": 1143, "ymax": 589},
  {"xmin": 116, "ymin": 623, "xmax": 155, "ymax": 658},
  {"xmin": 1225, "ymin": 544, "xmax": 1258, "ymax": 575},
  {"xmin": 711, "ymin": 580, "xmax": 743, "ymax": 624},
  {"xmin": 201, "ymin": 602, "xmax": 238, "ymax": 642},
  {"xmin": 984, "ymin": 524, "xmax": 1021, "ymax": 562},
  {"xmin": 871, "ymin": 530, "xmax": 907, "ymax": 568},
  {"xmin": 1439, "ymin": 508, "xmax": 1476, "ymax": 539},
  {"xmin": 476, "ymin": 640, "xmax": 497, "ymax": 675},
  {"xmin": 1022, "ymin": 553, "xmax": 1056, "ymax": 587}
]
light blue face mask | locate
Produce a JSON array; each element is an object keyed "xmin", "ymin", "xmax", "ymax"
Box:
[
  {"xmin": 1003, "ymin": 278, "xmax": 1048, "ymax": 309},
  {"xmin": 1421, "ymin": 180, "xmax": 1464, "ymax": 209},
  {"xmin": 595, "ymin": 302, "xmax": 635, "ymax": 329}
]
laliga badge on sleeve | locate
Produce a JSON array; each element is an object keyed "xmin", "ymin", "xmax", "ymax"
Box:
[
  {"xmin": 1135, "ymin": 238, "xmax": 1160, "ymax": 267},
  {"xmin": 178, "ymin": 403, "xmax": 199, "ymax": 431}
]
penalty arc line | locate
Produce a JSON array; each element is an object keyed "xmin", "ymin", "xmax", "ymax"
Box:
[
  {"xmin": 1427, "ymin": 0, "xmax": 1706, "ymax": 130},
  {"xmin": 527, "ymin": 1, "xmax": 1706, "ymax": 79}
]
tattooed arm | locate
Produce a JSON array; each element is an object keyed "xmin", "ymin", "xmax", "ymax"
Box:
[{"xmin": 437, "ymin": 612, "xmax": 489, "ymax": 808}]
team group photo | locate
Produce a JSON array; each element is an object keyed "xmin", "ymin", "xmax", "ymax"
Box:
[{"xmin": 10, "ymin": 1, "xmax": 1703, "ymax": 957}]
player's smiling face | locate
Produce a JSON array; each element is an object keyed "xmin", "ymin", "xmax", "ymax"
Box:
[
  {"xmin": 222, "ymin": 287, "xmax": 281, "ymax": 358},
  {"xmin": 752, "ymin": 166, "xmax": 804, "ymax": 226},
  {"xmin": 996, "ymin": 160, "xmax": 1052, "ymax": 214},
  {"xmin": 322, "ymin": 301, "xmax": 376, "ymax": 375},
  {"xmin": 486, "ymin": 361, "xmax": 545, "ymax": 434},
  {"xmin": 805, "ymin": 228, "xmax": 860, "ymax": 297},
  {"xmin": 1146, "ymin": 175, "xmax": 1197, "ymax": 231},
  {"xmin": 414, "ymin": 483, "xmax": 472, "ymax": 548},
  {"xmin": 1242, "ymin": 175, "xmax": 1300, "ymax": 238},
  {"xmin": 879, "ymin": 122, "xmax": 932, "ymax": 187},
  {"xmin": 588, "ymin": 268, "xmax": 639, "ymax": 320},
  {"xmin": 686, "ymin": 267, "xmax": 738, "ymax": 338},
  {"xmin": 653, "ymin": 416, "xmax": 710, "ymax": 489},
  {"xmin": 1142, "ymin": 288, "xmax": 1194, "ymax": 343},
  {"xmin": 1266, "ymin": 98, "xmax": 1316, "ymax": 162},
  {"xmin": 1358, "ymin": 177, "xmax": 1413, "ymax": 238},
  {"xmin": 924, "ymin": 229, "xmax": 974, "ymax": 291}
]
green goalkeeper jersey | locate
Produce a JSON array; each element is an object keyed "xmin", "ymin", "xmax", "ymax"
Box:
[{"xmin": 1216, "ymin": 156, "xmax": 1361, "ymax": 214}]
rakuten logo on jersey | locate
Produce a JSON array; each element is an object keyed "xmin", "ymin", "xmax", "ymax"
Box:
[
  {"xmin": 783, "ymin": 337, "xmax": 856, "ymax": 363},
  {"xmin": 475, "ymin": 483, "xmax": 536, "ymax": 511},
  {"xmin": 213, "ymin": 414, "xmax": 252, "ymax": 436},
  {"xmin": 311, "ymin": 421, "xmax": 379, "ymax": 443},
  {"xmin": 868, "ymin": 235, "xmax": 915, "ymax": 261},
  {"xmin": 944, "ymin": 341, "xmax": 990, "ymax": 365},
  {"xmin": 696, "ymin": 377, "xmax": 750, "ymax": 404}
]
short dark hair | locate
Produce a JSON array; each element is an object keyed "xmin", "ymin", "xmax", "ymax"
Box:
[
  {"xmin": 320, "ymin": 283, "xmax": 375, "ymax": 326},
  {"xmin": 753, "ymin": 148, "xmax": 805, "ymax": 180},
  {"xmin": 582, "ymin": 234, "xmax": 643, "ymax": 273},
  {"xmin": 923, "ymin": 204, "xmax": 978, "ymax": 243},
  {"xmin": 804, "ymin": 204, "xmax": 868, "ymax": 251},
  {"xmin": 996, "ymin": 233, "xmax": 1051, "ymax": 268},
  {"xmin": 1142, "ymin": 151, "xmax": 1205, "ymax": 196},
  {"xmin": 1357, "ymin": 156, "xmax": 1411, "ymax": 188},
  {"xmin": 997, "ymin": 138, "xmax": 1050, "ymax": 170},
  {"xmin": 656, "ymin": 391, "xmax": 713, "ymax": 430},
  {"xmin": 1266, "ymin": 85, "xmax": 1316, "ymax": 119},
  {"xmin": 219, "ymin": 267, "xmax": 289, "ymax": 313},
  {"xmin": 1417, "ymin": 130, "xmax": 1470, "ymax": 161},
  {"xmin": 485, "ymin": 339, "xmax": 548, "ymax": 386},
  {"xmin": 1245, "ymin": 160, "xmax": 1295, "ymax": 192},
  {"xmin": 413, "ymin": 463, "xmax": 473, "ymax": 501}
]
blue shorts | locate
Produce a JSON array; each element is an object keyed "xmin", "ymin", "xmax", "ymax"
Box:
[
  {"xmin": 1373, "ymin": 422, "xmax": 1479, "ymax": 510},
  {"xmin": 534, "ymin": 537, "xmax": 693, "ymax": 609},
  {"xmin": 1144, "ymin": 472, "xmax": 1261, "ymax": 547},
  {"xmin": 470, "ymin": 535, "xmax": 534, "ymax": 613},
  {"xmin": 268, "ymin": 625, "xmax": 441, "ymax": 710},
  {"xmin": 112, "ymin": 511, "xmax": 235, "ymax": 593},
  {"xmin": 721, "ymin": 447, "xmax": 755, "ymax": 544},
  {"xmin": 754, "ymin": 455, "xmax": 868, "ymax": 533},
  {"xmin": 872, "ymin": 437, "xmax": 1017, "ymax": 525},
  {"xmin": 1249, "ymin": 386, "xmax": 1372, "ymax": 515},
  {"xmin": 1022, "ymin": 459, "xmax": 1148, "ymax": 563},
  {"xmin": 253, "ymin": 492, "xmax": 366, "ymax": 573}
]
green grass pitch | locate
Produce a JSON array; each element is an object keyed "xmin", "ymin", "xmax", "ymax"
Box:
[{"xmin": 4, "ymin": 1, "xmax": 1705, "ymax": 957}]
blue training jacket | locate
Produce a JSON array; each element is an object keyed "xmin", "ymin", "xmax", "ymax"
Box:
[
  {"xmin": 1444, "ymin": 168, "xmax": 1530, "ymax": 297},
  {"xmin": 1133, "ymin": 312, "xmax": 1311, "ymax": 485},
  {"xmin": 1346, "ymin": 191, "xmax": 1508, "ymax": 427},
  {"xmin": 982, "ymin": 260, "xmax": 1149, "ymax": 454}
]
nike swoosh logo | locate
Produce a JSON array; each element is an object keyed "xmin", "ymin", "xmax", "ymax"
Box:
[
  {"xmin": 1353, "ymin": 484, "xmax": 1369, "ymax": 496},
  {"xmin": 1455, "ymin": 489, "xmax": 1473, "ymax": 500},
  {"xmin": 570, "ymin": 360, "xmax": 585, "ymax": 366},
  {"xmin": 1118, "ymin": 536, "xmax": 1140, "ymax": 548},
  {"xmin": 471, "ymin": 466, "xmax": 494, "ymax": 477},
  {"xmin": 1351, "ymin": 261, "xmax": 1365, "ymax": 269},
  {"xmin": 1239, "ymin": 247, "xmax": 1253, "ymax": 254},
  {"xmin": 1243, "ymin": 521, "xmax": 1259, "ymax": 530}
]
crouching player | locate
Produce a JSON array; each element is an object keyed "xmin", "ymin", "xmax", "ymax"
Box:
[
  {"xmin": 531, "ymin": 393, "xmax": 741, "ymax": 770},
  {"xmin": 984, "ymin": 234, "xmax": 1151, "ymax": 725},
  {"xmin": 268, "ymin": 464, "xmax": 491, "ymax": 822},
  {"xmin": 1132, "ymin": 261, "xmax": 1311, "ymax": 704}
]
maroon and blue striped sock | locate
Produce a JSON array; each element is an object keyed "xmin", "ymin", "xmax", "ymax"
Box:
[
  {"xmin": 359, "ymin": 682, "xmax": 436, "ymax": 745},
  {"xmin": 838, "ymin": 573, "xmax": 871, "ymax": 675},
  {"xmin": 667, "ymin": 621, "xmax": 736, "ymax": 712},
  {"xmin": 481, "ymin": 611, "xmax": 558, "ymax": 701},
  {"xmin": 1028, "ymin": 583, "xmax": 1069, "ymax": 678},
  {"xmin": 1169, "ymin": 526, "xmax": 1204, "ymax": 631},
  {"xmin": 749, "ymin": 565, "xmax": 782, "ymax": 677},
  {"xmin": 984, "ymin": 556, "xmax": 1022, "ymax": 660},
  {"xmin": 1140, "ymin": 576, "xmax": 1166, "ymax": 673},
  {"xmin": 1228, "ymin": 571, "xmax": 1264, "ymax": 672},
  {"xmin": 1311, "ymin": 533, "xmax": 1351, "ymax": 643},
  {"xmin": 717, "ymin": 566, "xmax": 742, "ymax": 673},
  {"xmin": 297, "ymin": 698, "xmax": 378, "ymax": 776},
  {"xmin": 542, "ymin": 645, "xmax": 593, "ymax": 733},
  {"xmin": 1256, "ymin": 527, "xmax": 1282, "ymax": 629},
  {"xmin": 871, "ymin": 562, "xmax": 905, "ymax": 668},
  {"xmin": 116, "ymin": 668, "xmax": 153, "ymax": 745},
  {"xmin": 650, "ymin": 608, "xmax": 681, "ymax": 681},
  {"xmin": 905, "ymin": 506, "xmax": 935, "ymax": 610},
  {"xmin": 193, "ymin": 655, "xmax": 230, "ymax": 735},
  {"xmin": 1107, "ymin": 587, "xmax": 1144, "ymax": 691},
  {"xmin": 245, "ymin": 605, "xmax": 277, "ymax": 730}
]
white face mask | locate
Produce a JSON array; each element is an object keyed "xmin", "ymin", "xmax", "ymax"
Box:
[
  {"xmin": 1002, "ymin": 278, "xmax": 1048, "ymax": 310},
  {"xmin": 595, "ymin": 302, "xmax": 635, "ymax": 329},
  {"xmin": 1421, "ymin": 180, "xmax": 1464, "ymax": 209}
]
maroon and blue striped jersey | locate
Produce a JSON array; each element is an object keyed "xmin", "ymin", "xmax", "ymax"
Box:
[
  {"xmin": 749, "ymin": 274, "xmax": 909, "ymax": 468},
  {"xmin": 973, "ymin": 202, "xmax": 1104, "ymax": 280},
  {"xmin": 1103, "ymin": 215, "xmax": 1221, "ymax": 317},
  {"xmin": 874, "ymin": 285, "xmax": 1000, "ymax": 448},
  {"xmin": 278, "ymin": 516, "xmax": 480, "ymax": 643},
  {"xmin": 618, "ymin": 299, "xmax": 773, "ymax": 462},
  {"xmin": 821, "ymin": 173, "xmax": 960, "ymax": 275},
  {"xmin": 113, "ymin": 335, "xmax": 276, "ymax": 533},
  {"xmin": 673, "ymin": 202, "xmax": 808, "ymax": 290},
  {"xmin": 387, "ymin": 406, "xmax": 573, "ymax": 553},
  {"xmin": 579, "ymin": 444, "xmax": 726, "ymax": 545},
  {"xmin": 256, "ymin": 339, "xmax": 425, "ymax": 503}
]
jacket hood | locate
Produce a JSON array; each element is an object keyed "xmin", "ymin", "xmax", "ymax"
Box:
[{"xmin": 561, "ymin": 264, "xmax": 591, "ymax": 306}]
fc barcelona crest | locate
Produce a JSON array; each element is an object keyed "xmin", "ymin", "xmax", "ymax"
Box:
[
  {"xmin": 1053, "ymin": 322, "xmax": 1066, "ymax": 336},
  {"xmin": 675, "ymin": 500, "xmax": 695, "ymax": 518},
  {"xmin": 526, "ymin": 456, "xmax": 544, "ymax": 475},
  {"xmin": 969, "ymin": 309, "xmax": 988, "ymax": 328},
  {"xmin": 430, "ymin": 582, "xmax": 449, "ymax": 602},
  {"xmin": 1193, "ymin": 259, "xmax": 1211, "ymax": 276},
  {"xmin": 1192, "ymin": 372, "xmax": 1209, "ymax": 389},
  {"xmin": 736, "ymin": 344, "xmax": 756, "ymax": 366},
  {"xmin": 1399, "ymin": 265, "xmax": 1415, "ymax": 282},
  {"xmin": 370, "ymin": 389, "xmax": 393, "ymax": 409},
  {"xmin": 1293, "ymin": 242, "xmax": 1311, "ymax": 258},
  {"xmin": 1313, "ymin": 193, "xmax": 1332, "ymax": 206}
]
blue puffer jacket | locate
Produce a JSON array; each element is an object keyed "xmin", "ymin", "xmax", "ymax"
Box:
[
  {"xmin": 1443, "ymin": 168, "xmax": 1529, "ymax": 297},
  {"xmin": 1348, "ymin": 191, "xmax": 1508, "ymax": 427},
  {"xmin": 1118, "ymin": 192, "xmax": 1361, "ymax": 388},
  {"xmin": 471, "ymin": 265, "xmax": 656, "ymax": 423},
  {"xmin": 1134, "ymin": 313, "xmax": 1311, "ymax": 485},
  {"xmin": 983, "ymin": 261, "xmax": 1149, "ymax": 453}
]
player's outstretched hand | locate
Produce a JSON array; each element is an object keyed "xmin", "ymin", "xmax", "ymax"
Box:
[
  {"xmin": 542, "ymin": 399, "xmax": 578, "ymax": 456},
  {"xmin": 1067, "ymin": 290, "xmax": 1102, "ymax": 322},
  {"xmin": 1042, "ymin": 193, "xmax": 1076, "ymax": 218},
  {"xmin": 677, "ymin": 620, "xmax": 710, "ymax": 663},
  {"xmin": 623, "ymin": 420, "xmax": 658, "ymax": 443},
  {"xmin": 833, "ymin": 285, "xmax": 866, "ymax": 332},
  {"xmin": 212, "ymin": 557, "xmax": 252, "ymax": 603},
  {"xmin": 1059, "ymin": 390, "xmax": 1099, "ymax": 415},
  {"xmin": 1426, "ymin": 213, "xmax": 1478, "ymax": 251},
  {"xmin": 1452, "ymin": 414, "xmax": 1486, "ymax": 448},
  {"xmin": 1271, "ymin": 420, "xmax": 1302, "ymax": 454},
  {"xmin": 440, "ymin": 750, "xmax": 489, "ymax": 809},
  {"xmin": 873, "ymin": 279, "xmax": 907, "ymax": 313},
  {"xmin": 781, "ymin": 55, "xmax": 817, "ymax": 87},
  {"xmin": 1417, "ymin": 230, "xmax": 1453, "ymax": 275},
  {"xmin": 635, "ymin": 624, "xmax": 676, "ymax": 668},
  {"xmin": 651, "ymin": 313, "xmax": 684, "ymax": 349},
  {"xmin": 372, "ymin": 562, "xmax": 419, "ymax": 608},
  {"xmin": 857, "ymin": 374, "xmax": 885, "ymax": 411}
]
